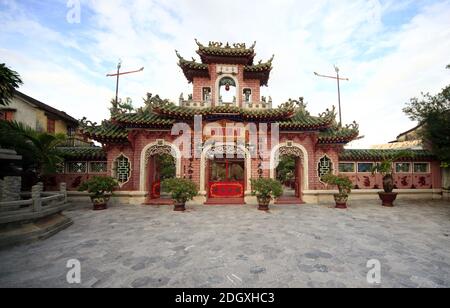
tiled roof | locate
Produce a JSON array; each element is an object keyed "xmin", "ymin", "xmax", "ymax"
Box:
[
  {"xmin": 79, "ymin": 120, "xmax": 128, "ymax": 143},
  {"xmin": 278, "ymin": 111, "xmax": 334, "ymax": 130},
  {"xmin": 152, "ymin": 104, "xmax": 296, "ymax": 121},
  {"xmin": 244, "ymin": 56, "xmax": 274, "ymax": 72},
  {"xmin": 58, "ymin": 146, "xmax": 106, "ymax": 160},
  {"xmin": 318, "ymin": 126, "xmax": 359, "ymax": 144},
  {"xmin": 195, "ymin": 39, "xmax": 256, "ymax": 64},
  {"xmin": 339, "ymin": 149, "xmax": 435, "ymax": 161},
  {"xmin": 112, "ymin": 112, "xmax": 176, "ymax": 127},
  {"xmin": 176, "ymin": 50, "xmax": 210, "ymax": 82}
]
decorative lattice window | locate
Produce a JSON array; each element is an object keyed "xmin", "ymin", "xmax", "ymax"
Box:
[
  {"xmin": 318, "ymin": 155, "xmax": 333, "ymax": 178},
  {"xmin": 67, "ymin": 162, "xmax": 87, "ymax": 173},
  {"xmin": 114, "ymin": 155, "xmax": 131, "ymax": 185},
  {"xmin": 413, "ymin": 163, "xmax": 429, "ymax": 173},
  {"xmin": 89, "ymin": 162, "xmax": 107, "ymax": 173},
  {"xmin": 56, "ymin": 162, "xmax": 65, "ymax": 174}
]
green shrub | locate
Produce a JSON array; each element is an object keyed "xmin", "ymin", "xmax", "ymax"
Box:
[
  {"xmin": 251, "ymin": 178, "xmax": 283, "ymax": 200},
  {"xmin": 321, "ymin": 173, "xmax": 352, "ymax": 195},
  {"xmin": 161, "ymin": 178, "xmax": 198, "ymax": 204},
  {"xmin": 78, "ymin": 176, "xmax": 118, "ymax": 197}
]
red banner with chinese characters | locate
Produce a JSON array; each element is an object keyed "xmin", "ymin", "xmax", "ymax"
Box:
[{"xmin": 209, "ymin": 182, "xmax": 244, "ymax": 198}]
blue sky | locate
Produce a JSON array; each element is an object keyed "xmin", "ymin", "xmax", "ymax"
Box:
[{"xmin": 1, "ymin": 0, "xmax": 449, "ymax": 147}]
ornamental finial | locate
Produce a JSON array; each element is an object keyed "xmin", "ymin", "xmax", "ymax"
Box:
[
  {"xmin": 194, "ymin": 38, "xmax": 203, "ymax": 47},
  {"xmin": 250, "ymin": 41, "xmax": 257, "ymax": 49}
]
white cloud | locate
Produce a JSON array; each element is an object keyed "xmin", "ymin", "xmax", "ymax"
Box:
[{"xmin": 0, "ymin": 0, "xmax": 449, "ymax": 147}]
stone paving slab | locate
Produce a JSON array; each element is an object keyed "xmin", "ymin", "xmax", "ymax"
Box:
[{"xmin": 0, "ymin": 200, "xmax": 449, "ymax": 288}]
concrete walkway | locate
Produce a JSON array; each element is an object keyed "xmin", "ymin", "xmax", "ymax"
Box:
[{"xmin": 0, "ymin": 200, "xmax": 449, "ymax": 288}]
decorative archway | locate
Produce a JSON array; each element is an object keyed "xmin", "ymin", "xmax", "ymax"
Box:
[
  {"xmin": 270, "ymin": 142, "xmax": 309, "ymax": 191},
  {"xmin": 139, "ymin": 141, "xmax": 182, "ymax": 191},
  {"xmin": 215, "ymin": 74, "xmax": 239, "ymax": 106},
  {"xmin": 199, "ymin": 143, "xmax": 251, "ymax": 196}
]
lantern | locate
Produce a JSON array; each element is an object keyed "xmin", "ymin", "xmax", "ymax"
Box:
[{"xmin": 225, "ymin": 82, "xmax": 230, "ymax": 91}]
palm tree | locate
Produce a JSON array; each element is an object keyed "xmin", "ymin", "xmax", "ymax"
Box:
[
  {"xmin": 0, "ymin": 121, "xmax": 66, "ymax": 181},
  {"xmin": 0, "ymin": 63, "xmax": 23, "ymax": 106}
]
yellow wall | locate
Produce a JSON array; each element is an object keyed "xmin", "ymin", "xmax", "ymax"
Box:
[
  {"xmin": 35, "ymin": 109, "xmax": 47, "ymax": 132},
  {"xmin": 35, "ymin": 108, "xmax": 69, "ymax": 134}
]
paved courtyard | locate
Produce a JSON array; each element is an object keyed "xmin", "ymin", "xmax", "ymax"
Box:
[{"xmin": 0, "ymin": 200, "xmax": 449, "ymax": 288}]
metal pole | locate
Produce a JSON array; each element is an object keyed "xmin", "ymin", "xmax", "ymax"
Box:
[
  {"xmin": 335, "ymin": 66, "xmax": 342, "ymax": 127},
  {"xmin": 115, "ymin": 61, "xmax": 121, "ymax": 104}
]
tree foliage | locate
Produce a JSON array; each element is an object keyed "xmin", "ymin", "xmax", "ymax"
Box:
[
  {"xmin": 0, "ymin": 63, "xmax": 23, "ymax": 106},
  {"xmin": 276, "ymin": 155, "xmax": 296, "ymax": 184},
  {"xmin": 403, "ymin": 65, "xmax": 450, "ymax": 167}
]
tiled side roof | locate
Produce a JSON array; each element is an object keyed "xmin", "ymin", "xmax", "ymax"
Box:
[
  {"xmin": 244, "ymin": 56, "xmax": 274, "ymax": 72},
  {"xmin": 278, "ymin": 112, "xmax": 334, "ymax": 130},
  {"xmin": 176, "ymin": 50, "xmax": 210, "ymax": 83},
  {"xmin": 318, "ymin": 126, "xmax": 359, "ymax": 144},
  {"xmin": 339, "ymin": 149, "xmax": 436, "ymax": 161},
  {"xmin": 79, "ymin": 120, "xmax": 128, "ymax": 143},
  {"xmin": 58, "ymin": 146, "xmax": 106, "ymax": 160},
  {"xmin": 112, "ymin": 112, "xmax": 176, "ymax": 127}
]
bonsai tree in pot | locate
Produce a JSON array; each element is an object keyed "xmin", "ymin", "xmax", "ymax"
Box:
[
  {"xmin": 321, "ymin": 173, "xmax": 353, "ymax": 209},
  {"xmin": 161, "ymin": 178, "xmax": 198, "ymax": 211},
  {"xmin": 78, "ymin": 176, "xmax": 118, "ymax": 210},
  {"xmin": 250, "ymin": 178, "xmax": 283, "ymax": 211},
  {"xmin": 371, "ymin": 151, "xmax": 412, "ymax": 207}
]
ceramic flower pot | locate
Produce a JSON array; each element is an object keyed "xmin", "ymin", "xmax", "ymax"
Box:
[
  {"xmin": 257, "ymin": 197, "xmax": 271, "ymax": 211},
  {"xmin": 90, "ymin": 194, "xmax": 111, "ymax": 211},
  {"xmin": 378, "ymin": 192, "xmax": 398, "ymax": 207},
  {"xmin": 334, "ymin": 193, "xmax": 348, "ymax": 209},
  {"xmin": 174, "ymin": 202, "xmax": 186, "ymax": 212}
]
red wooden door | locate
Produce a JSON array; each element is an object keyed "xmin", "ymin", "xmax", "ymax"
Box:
[{"xmin": 208, "ymin": 159, "xmax": 245, "ymax": 198}]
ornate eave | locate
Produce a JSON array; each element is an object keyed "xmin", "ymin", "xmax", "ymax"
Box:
[
  {"xmin": 195, "ymin": 39, "xmax": 256, "ymax": 65},
  {"xmin": 79, "ymin": 118, "xmax": 129, "ymax": 144},
  {"xmin": 176, "ymin": 50, "xmax": 210, "ymax": 83},
  {"xmin": 317, "ymin": 122, "xmax": 360, "ymax": 145},
  {"xmin": 58, "ymin": 146, "xmax": 106, "ymax": 160},
  {"xmin": 151, "ymin": 103, "xmax": 296, "ymax": 121},
  {"xmin": 243, "ymin": 56, "xmax": 274, "ymax": 86}
]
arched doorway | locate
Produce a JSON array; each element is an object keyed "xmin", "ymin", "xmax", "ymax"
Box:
[
  {"xmin": 140, "ymin": 142, "xmax": 181, "ymax": 205},
  {"xmin": 270, "ymin": 142, "xmax": 308, "ymax": 204},
  {"xmin": 200, "ymin": 143, "xmax": 251, "ymax": 204}
]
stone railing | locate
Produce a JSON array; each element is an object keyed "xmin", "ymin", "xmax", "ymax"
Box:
[
  {"xmin": 180, "ymin": 100, "xmax": 212, "ymax": 108},
  {"xmin": 0, "ymin": 183, "xmax": 70, "ymax": 225},
  {"xmin": 245, "ymin": 101, "xmax": 272, "ymax": 109}
]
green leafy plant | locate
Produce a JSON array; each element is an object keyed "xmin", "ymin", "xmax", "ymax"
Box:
[
  {"xmin": 161, "ymin": 178, "xmax": 198, "ymax": 204},
  {"xmin": 371, "ymin": 151, "xmax": 413, "ymax": 193},
  {"xmin": 251, "ymin": 178, "xmax": 283, "ymax": 200},
  {"xmin": 0, "ymin": 121, "xmax": 66, "ymax": 180},
  {"xmin": 0, "ymin": 63, "xmax": 23, "ymax": 106},
  {"xmin": 321, "ymin": 173, "xmax": 353, "ymax": 195},
  {"xmin": 78, "ymin": 176, "xmax": 118, "ymax": 197}
]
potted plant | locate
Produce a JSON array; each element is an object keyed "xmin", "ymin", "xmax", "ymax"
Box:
[
  {"xmin": 78, "ymin": 176, "xmax": 118, "ymax": 210},
  {"xmin": 161, "ymin": 178, "xmax": 198, "ymax": 211},
  {"xmin": 371, "ymin": 158, "xmax": 398, "ymax": 206},
  {"xmin": 250, "ymin": 178, "xmax": 283, "ymax": 211},
  {"xmin": 321, "ymin": 173, "xmax": 353, "ymax": 209}
]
